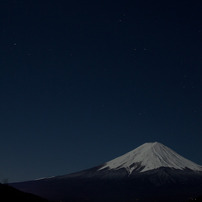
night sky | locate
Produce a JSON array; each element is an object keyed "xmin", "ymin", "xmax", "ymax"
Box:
[{"xmin": 0, "ymin": 0, "xmax": 201, "ymax": 182}]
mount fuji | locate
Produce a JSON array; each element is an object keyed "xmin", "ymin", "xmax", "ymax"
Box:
[{"xmin": 11, "ymin": 142, "xmax": 202, "ymax": 201}]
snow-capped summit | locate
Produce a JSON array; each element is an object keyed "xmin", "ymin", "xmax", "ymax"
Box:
[{"xmin": 99, "ymin": 142, "xmax": 202, "ymax": 174}]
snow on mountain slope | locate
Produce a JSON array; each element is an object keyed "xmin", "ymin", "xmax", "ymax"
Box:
[{"xmin": 99, "ymin": 142, "xmax": 202, "ymax": 174}]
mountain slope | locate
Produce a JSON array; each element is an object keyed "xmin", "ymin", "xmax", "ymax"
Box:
[{"xmin": 11, "ymin": 142, "xmax": 202, "ymax": 202}]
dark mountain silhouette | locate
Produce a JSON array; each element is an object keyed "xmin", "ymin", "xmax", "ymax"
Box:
[{"xmin": 0, "ymin": 183, "xmax": 49, "ymax": 201}]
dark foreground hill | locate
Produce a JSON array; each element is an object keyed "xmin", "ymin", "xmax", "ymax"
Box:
[{"xmin": 0, "ymin": 183, "xmax": 49, "ymax": 202}]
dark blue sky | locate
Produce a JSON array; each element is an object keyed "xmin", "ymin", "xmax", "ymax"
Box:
[{"xmin": 0, "ymin": 0, "xmax": 201, "ymax": 182}]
